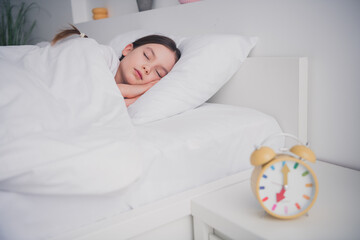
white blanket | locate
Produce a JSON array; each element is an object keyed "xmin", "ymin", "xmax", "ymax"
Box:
[{"xmin": 0, "ymin": 38, "xmax": 143, "ymax": 195}]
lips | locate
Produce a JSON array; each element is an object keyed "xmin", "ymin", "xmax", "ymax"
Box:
[{"xmin": 134, "ymin": 69, "xmax": 142, "ymax": 80}]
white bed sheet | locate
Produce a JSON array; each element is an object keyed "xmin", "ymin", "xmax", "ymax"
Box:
[
  {"xmin": 0, "ymin": 39, "xmax": 143, "ymax": 195},
  {"xmin": 124, "ymin": 103, "xmax": 282, "ymax": 208},
  {"xmin": 0, "ymin": 103, "xmax": 282, "ymax": 240}
]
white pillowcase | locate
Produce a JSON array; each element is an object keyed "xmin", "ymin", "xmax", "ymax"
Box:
[{"xmin": 109, "ymin": 30, "xmax": 257, "ymax": 125}]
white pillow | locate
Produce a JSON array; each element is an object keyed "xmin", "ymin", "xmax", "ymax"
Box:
[{"xmin": 109, "ymin": 30, "xmax": 257, "ymax": 124}]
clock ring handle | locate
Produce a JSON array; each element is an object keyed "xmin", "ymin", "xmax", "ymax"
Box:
[
  {"xmin": 258, "ymin": 133, "xmax": 307, "ymax": 147},
  {"xmin": 256, "ymin": 132, "xmax": 316, "ymax": 163}
]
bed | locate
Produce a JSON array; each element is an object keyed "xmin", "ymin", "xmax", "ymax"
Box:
[{"xmin": 0, "ymin": 4, "xmax": 308, "ymax": 240}]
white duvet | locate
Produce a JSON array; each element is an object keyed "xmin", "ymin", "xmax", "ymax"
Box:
[{"xmin": 0, "ymin": 38, "xmax": 143, "ymax": 195}]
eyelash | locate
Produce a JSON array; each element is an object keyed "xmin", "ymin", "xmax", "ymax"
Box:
[
  {"xmin": 156, "ymin": 70, "xmax": 161, "ymax": 78},
  {"xmin": 144, "ymin": 52, "xmax": 162, "ymax": 78}
]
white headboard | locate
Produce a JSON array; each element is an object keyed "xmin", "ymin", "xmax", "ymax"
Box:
[{"xmin": 209, "ymin": 57, "xmax": 308, "ymax": 143}]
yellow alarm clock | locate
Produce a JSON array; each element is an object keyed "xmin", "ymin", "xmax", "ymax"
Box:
[{"xmin": 250, "ymin": 133, "xmax": 318, "ymax": 219}]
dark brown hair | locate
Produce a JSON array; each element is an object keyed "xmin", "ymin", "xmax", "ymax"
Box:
[
  {"xmin": 51, "ymin": 25, "xmax": 181, "ymax": 62},
  {"xmin": 51, "ymin": 24, "xmax": 87, "ymax": 45},
  {"xmin": 127, "ymin": 35, "xmax": 181, "ymax": 62}
]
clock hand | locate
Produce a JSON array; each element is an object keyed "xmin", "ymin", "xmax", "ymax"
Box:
[
  {"xmin": 281, "ymin": 163, "xmax": 290, "ymax": 186},
  {"xmin": 276, "ymin": 186, "xmax": 286, "ymax": 202},
  {"xmin": 271, "ymin": 181, "xmax": 282, "ymax": 186}
]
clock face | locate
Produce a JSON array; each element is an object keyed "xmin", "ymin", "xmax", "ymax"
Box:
[{"xmin": 256, "ymin": 157, "xmax": 318, "ymax": 219}]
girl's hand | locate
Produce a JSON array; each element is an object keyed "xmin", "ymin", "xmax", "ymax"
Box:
[{"xmin": 117, "ymin": 80, "xmax": 159, "ymax": 107}]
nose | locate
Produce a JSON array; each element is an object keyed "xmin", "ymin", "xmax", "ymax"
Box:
[{"xmin": 142, "ymin": 65, "xmax": 151, "ymax": 75}]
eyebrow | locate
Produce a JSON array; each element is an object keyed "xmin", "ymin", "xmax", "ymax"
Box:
[{"xmin": 146, "ymin": 47, "xmax": 169, "ymax": 75}]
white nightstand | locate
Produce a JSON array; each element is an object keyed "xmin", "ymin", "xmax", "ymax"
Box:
[{"xmin": 191, "ymin": 161, "xmax": 360, "ymax": 240}]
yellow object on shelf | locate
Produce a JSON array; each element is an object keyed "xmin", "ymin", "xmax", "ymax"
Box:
[
  {"xmin": 93, "ymin": 13, "xmax": 108, "ymax": 20},
  {"xmin": 92, "ymin": 8, "xmax": 108, "ymax": 20}
]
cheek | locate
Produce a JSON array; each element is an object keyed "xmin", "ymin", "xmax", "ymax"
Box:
[
  {"xmin": 119, "ymin": 63, "xmax": 132, "ymax": 84},
  {"xmin": 151, "ymin": 71, "xmax": 163, "ymax": 81}
]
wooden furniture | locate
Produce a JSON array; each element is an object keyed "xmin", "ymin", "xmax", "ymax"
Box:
[{"xmin": 192, "ymin": 161, "xmax": 360, "ymax": 240}]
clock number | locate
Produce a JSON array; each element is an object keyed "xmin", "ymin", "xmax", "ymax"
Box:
[
  {"xmin": 272, "ymin": 204, "xmax": 277, "ymax": 211},
  {"xmin": 303, "ymin": 194, "xmax": 310, "ymax": 200},
  {"xmin": 294, "ymin": 162, "xmax": 299, "ymax": 169},
  {"xmin": 302, "ymin": 171, "xmax": 309, "ymax": 177},
  {"xmin": 284, "ymin": 206, "xmax": 288, "ymax": 214}
]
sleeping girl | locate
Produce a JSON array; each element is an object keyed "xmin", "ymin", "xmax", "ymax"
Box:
[{"xmin": 51, "ymin": 25, "xmax": 181, "ymax": 106}]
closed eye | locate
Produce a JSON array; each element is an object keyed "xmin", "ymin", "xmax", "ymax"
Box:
[
  {"xmin": 144, "ymin": 52, "xmax": 149, "ymax": 60},
  {"xmin": 156, "ymin": 70, "xmax": 162, "ymax": 78}
]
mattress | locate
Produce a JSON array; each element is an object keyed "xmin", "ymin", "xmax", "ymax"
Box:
[{"xmin": 0, "ymin": 103, "xmax": 282, "ymax": 240}]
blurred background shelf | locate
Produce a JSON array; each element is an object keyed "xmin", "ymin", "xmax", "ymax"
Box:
[{"xmin": 71, "ymin": 0, "xmax": 185, "ymax": 24}]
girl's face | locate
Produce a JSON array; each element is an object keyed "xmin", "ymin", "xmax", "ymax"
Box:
[{"xmin": 115, "ymin": 43, "xmax": 177, "ymax": 85}]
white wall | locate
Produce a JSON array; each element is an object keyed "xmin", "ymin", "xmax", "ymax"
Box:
[
  {"xmin": 217, "ymin": 0, "xmax": 360, "ymax": 170},
  {"xmin": 25, "ymin": 0, "xmax": 73, "ymax": 44},
  {"xmin": 26, "ymin": 0, "xmax": 180, "ymax": 41},
  {"xmin": 28, "ymin": 0, "xmax": 360, "ymax": 170},
  {"xmin": 203, "ymin": 0, "xmax": 360, "ymax": 170}
]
